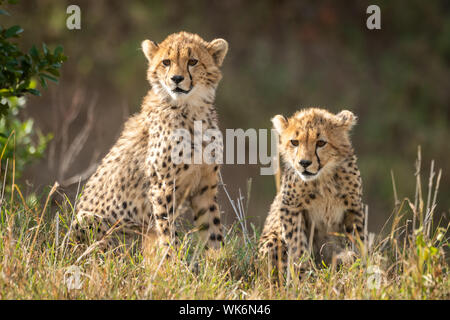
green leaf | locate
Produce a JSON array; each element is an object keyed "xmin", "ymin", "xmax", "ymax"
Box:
[
  {"xmin": 46, "ymin": 68, "xmax": 60, "ymax": 77},
  {"xmin": 39, "ymin": 73, "xmax": 58, "ymax": 82},
  {"xmin": 38, "ymin": 75, "xmax": 47, "ymax": 88},
  {"xmin": 26, "ymin": 88, "xmax": 41, "ymax": 96},
  {"xmin": 29, "ymin": 45, "xmax": 39, "ymax": 60},
  {"xmin": 4, "ymin": 25, "xmax": 23, "ymax": 38},
  {"xmin": 429, "ymin": 246, "xmax": 438, "ymax": 256},
  {"xmin": 0, "ymin": 102, "xmax": 8, "ymax": 117},
  {"xmin": 54, "ymin": 45, "xmax": 63, "ymax": 56}
]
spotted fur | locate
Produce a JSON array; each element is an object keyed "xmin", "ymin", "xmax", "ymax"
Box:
[
  {"xmin": 259, "ymin": 108, "xmax": 365, "ymax": 274},
  {"xmin": 72, "ymin": 32, "xmax": 228, "ymax": 252}
]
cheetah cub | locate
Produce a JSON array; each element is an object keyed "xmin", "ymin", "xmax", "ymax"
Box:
[
  {"xmin": 73, "ymin": 32, "xmax": 228, "ymax": 251},
  {"xmin": 259, "ymin": 108, "xmax": 365, "ymax": 273}
]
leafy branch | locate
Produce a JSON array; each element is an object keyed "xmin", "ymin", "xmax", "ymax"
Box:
[{"xmin": 0, "ymin": 0, "xmax": 67, "ymax": 116}]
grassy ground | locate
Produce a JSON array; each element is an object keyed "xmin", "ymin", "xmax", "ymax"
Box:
[{"xmin": 0, "ymin": 151, "xmax": 448, "ymax": 299}]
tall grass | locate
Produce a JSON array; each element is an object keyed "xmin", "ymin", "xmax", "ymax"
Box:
[{"xmin": 0, "ymin": 146, "xmax": 448, "ymax": 299}]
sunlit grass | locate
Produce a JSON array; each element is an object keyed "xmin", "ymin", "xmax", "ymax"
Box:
[{"xmin": 0, "ymin": 147, "xmax": 448, "ymax": 299}]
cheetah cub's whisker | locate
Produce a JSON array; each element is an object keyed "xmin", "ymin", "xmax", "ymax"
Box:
[
  {"xmin": 259, "ymin": 108, "xmax": 365, "ymax": 276},
  {"xmin": 72, "ymin": 32, "xmax": 228, "ymax": 253}
]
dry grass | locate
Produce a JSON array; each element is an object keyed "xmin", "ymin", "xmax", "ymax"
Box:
[{"xmin": 0, "ymin": 147, "xmax": 448, "ymax": 299}]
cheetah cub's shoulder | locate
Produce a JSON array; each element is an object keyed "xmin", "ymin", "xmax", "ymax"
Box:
[
  {"xmin": 259, "ymin": 108, "xmax": 365, "ymax": 273},
  {"xmin": 73, "ymin": 32, "xmax": 228, "ymax": 252}
]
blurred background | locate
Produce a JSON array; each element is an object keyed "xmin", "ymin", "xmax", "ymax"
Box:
[{"xmin": 3, "ymin": 0, "xmax": 449, "ymax": 233}]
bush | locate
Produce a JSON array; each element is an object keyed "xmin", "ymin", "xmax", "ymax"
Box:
[
  {"xmin": 0, "ymin": 0, "xmax": 65, "ymax": 189},
  {"xmin": 0, "ymin": 95, "xmax": 52, "ymax": 185},
  {"xmin": 0, "ymin": 0, "xmax": 66, "ymax": 117}
]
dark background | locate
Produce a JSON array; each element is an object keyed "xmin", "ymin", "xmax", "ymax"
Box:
[{"xmin": 5, "ymin": 0, "xmax": 450, "ymax": 233}]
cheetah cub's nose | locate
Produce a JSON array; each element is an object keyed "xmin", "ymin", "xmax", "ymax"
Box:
[
  {"xmin": 299, "ymin": 159, "xmax": 312, "ymax": 168},
  {"xmin": 171, "ymin": 75, "xmax": 184, "ymax": 84}
]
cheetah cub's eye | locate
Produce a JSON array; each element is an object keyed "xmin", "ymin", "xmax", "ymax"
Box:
[
  {"xmin": 162, "ymin": 59, "xmax": 171, "ymax": 66},
  {"xmin": 316, "ymin": 139, "xmax": 327, "ymax": 147},
  {"xmin": 290, "ymin": 139, "xmax": 299, "ymax": 147},
  {"xmin": 188, "ymin": 58, "xmax": 198, "ymax": 66}
]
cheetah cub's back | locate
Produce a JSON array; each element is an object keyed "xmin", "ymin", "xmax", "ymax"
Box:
[
  {"xmin": 72, "ymin": 32, "xmax": 228, "ymax": 252},
  {"xmin": 259, "ymin": 108, "xmax": 365, "ymax": 273}
]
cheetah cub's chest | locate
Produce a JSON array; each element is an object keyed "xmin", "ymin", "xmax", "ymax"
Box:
[
  {"xmin": 307, "ymin": 190, "xmax": 345, "ymax": 233},
  {"xmin": 150, "ymin": 105, "xmax": 219, "ymax": 196}
]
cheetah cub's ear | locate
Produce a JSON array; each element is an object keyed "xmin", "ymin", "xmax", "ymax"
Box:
[
  {"xmin": 142, "ymin": 39, "xmax": 159, "ymax": 62},
  {"xmin": 336, "ymin": 110, "xmax": 357, "ymax": 129},
  {"xmin": 207, "ymin": 39, "xmax": 229, "ymax": 66},
  {"xmin": 271, "ymin": 114, "xmax": 288, "ymax": 135}
]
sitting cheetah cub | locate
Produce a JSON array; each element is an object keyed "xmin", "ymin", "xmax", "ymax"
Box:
[
  {"xmin": 259, "ymin": 108, "xmax": 365, "ymax": 273},
  {"xmin": 73, "ymin": 32, "xmax": 228, "ymax": 251}
]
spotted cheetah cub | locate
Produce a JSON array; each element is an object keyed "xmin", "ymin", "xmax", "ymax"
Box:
[
  {"xmin": 259, "ymin": 108, "xmax": 365, "ymax": 273},
  {"xmin": 73, "ymin": 32, "xmax": 228, "ymax": 251}
]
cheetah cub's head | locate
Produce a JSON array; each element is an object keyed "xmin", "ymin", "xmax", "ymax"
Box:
[
  {"xmin": 142, "ymin": 31, "xmax": 228, "ymax": 104},
  {"xmin": 272, "ymin": 108, "xmax": 357, "ymax": 182}
]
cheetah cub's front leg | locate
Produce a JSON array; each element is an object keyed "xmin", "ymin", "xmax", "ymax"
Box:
[
  {"xmin": 151, "ymin": 184, "xmax": 179, "ymax": 250},
  {"xmin": 279, "ymin": 206, "xmax": 310, "ymax": 269},
  {"xmin": 259, "ymin": 192, "xmax": 311, "ymax": 276},
  {"xmin": 191, "ymin": 166, "xmax": 223, "ymax": 249}
]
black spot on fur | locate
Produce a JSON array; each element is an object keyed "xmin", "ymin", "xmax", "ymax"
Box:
[
  {"xmin": 200, "ymin": 186, "xmax": 208, "ymax": 195},
  {"xmin": 195, "ymin": 208, "xmax": 207, "ymax": 220}
]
